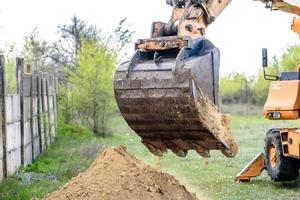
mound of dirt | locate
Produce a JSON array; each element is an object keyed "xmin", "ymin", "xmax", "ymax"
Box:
[{"xmin": 44, "ymin": 146, "xmax": 198, "ymax": 200}]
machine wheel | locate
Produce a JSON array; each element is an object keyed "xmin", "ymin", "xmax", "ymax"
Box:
[{"xmin": 265, "ymin": 129, "xmax": 299, "ymax": 181}]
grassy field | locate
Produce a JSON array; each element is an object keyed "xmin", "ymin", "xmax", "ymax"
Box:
[{"xmin": 1, "ymin": 114, "xmax": 300, "ymax": 199}]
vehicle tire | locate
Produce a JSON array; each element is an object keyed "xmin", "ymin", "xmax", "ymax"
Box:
[{"xmin": 265, "ymin": 129, "xmax": 299, "ymax": 182}]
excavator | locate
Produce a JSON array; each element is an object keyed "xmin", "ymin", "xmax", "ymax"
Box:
[{"xmin": 114, "ymin": 0, "xmax": 300, "ymax": 182}]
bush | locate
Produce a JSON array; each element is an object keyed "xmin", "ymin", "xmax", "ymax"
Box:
[
  {"xmin": 57, "ymin": 122, "xmax": 93, "ymax": 140},
  {"xmin": 5, "ymin": 57, "xmax": 17, "ymax": 94},
  {"xmin": 66, "ymin": 39, "xmax": 117, "ymax": 137},
  {"xmin": 220, "ymin": 72, "xmax": 254, "ymax": 104}
]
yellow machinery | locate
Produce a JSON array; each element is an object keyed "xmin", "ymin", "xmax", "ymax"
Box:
[
  {"xmin": 114, "ymin": 0, "xmax": 300, "ymax": 182},
  {"xmin": 236, "ymin": 1, "xmax": 300, "ymax": 182}
]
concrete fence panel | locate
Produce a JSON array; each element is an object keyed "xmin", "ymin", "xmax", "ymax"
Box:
[{"xmin": 0, "ymin": 56, "xmax": 58, "ymax": 182}]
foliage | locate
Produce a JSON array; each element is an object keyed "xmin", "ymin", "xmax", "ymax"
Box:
[
  {"xmin": 51, "ymin": 16, "xmax": 134, "ymax": 68},
  {"xmin": 22, "ymin": 28, "xmax": 51, "ymax": 71},
  {"xmin": 5, "ymin": 57, "xmax": 16, "ymax": 94},
  {"xmin": 58, "ymin": 85, "xmax": 72, "ymax": 123},
  {"xmin": 0, "ymin": 178, "xmax": 30, "ymax": 200},
  {"xmin": 220, "ymin": 44, "xmax": 299, "ymax": 105},
  {"xmin": 56, "ymin": 16, "xmax": 133, "ymax": 136},
  {"xmin": 220, "ymin": 72, "xmax": 253, "ymax": 104},
  {"xmin": 51, "ymin": 16, "xmax": 100, "ymax": 68},
  {"xmin": 281, "ymin": 45, "xmax": 300, "ymax": 71},
  {"xmin": 2, "ymin": 17, "xmax": 133, "ymax": 136},
  {"xmin": 56, "ymin": 122, "xmax": 93, "ymax": 139},
  {"xmin": 110, "ymin": 18, "xmax": 134, "ymax": 58},
  {"xmin": 0, "ymin": 122, "xmax": 99, "ymax": 200},
  {"xmin": 0, "ymin": 44, "xmax": 18, "ymax": 94},
  {"xmin": 68, "ymin": 39, "xmax": 117, "ymax": 136},
  {"xmin": 251, "ymin": 57, "xmax": 280, "ymax": 105}
]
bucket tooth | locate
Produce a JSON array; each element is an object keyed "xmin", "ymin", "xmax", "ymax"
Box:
[
  {"xmin": 142, "ymin": 141, "xmax": 164, "ymax": 157},
  {"xmin": 172, "ymin": 139, "xmax": 189, "ymax": 150},
  {"xmin": 171, "ymin": 147, "xmax": 188, "ymax": 157},
  {"xmin": 195, "ymin": 145, "xmax": 210, "ymax": 158},
  {"xmin": 168, "ymin": 140, "xmax": 189, "ymax": 157},
  {"xmin": 218, "ymin": 141, "xmax": 238, "ymax": 158}
]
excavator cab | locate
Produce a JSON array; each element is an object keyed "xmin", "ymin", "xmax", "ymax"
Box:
[{"xmin": 114, "ymin": 0, "xmax": 238, "ymax": 158}]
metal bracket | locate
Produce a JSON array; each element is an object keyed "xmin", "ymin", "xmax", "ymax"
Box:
[
  {"xmin": 154, "ymin": 52, "xmax": 163, "ymax": 63},
  {"xmin": 126, "ymin": 50, "xmax": 140, "ymax": 78},
  {"xmin": 191, "ymin": 0, "xmax": 215, "ymax": 24}
]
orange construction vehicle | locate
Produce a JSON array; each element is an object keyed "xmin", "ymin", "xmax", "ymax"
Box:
[
  {"xmin": 114, "ymin": 0, "xmax": 300, "ymax": 182},
  {"xmin": 236, "ymin": 4, "xmax": 300, "ymax": 181}
]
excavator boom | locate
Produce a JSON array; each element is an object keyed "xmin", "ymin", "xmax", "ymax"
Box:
[{"xmin": 261, "ymin": 0, "xmax": 300, "ymax": 15}]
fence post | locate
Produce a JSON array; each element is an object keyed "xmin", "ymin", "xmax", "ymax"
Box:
[
  {"xmin": 54, "ymin": 76, "xmax": 58, "ymax": 132},
  {"xmin": 0, "ymin": 55, "xmax": 6, "ymax": 180},
  {"xmin": 46, "ymin": 75, "xmax": 52, "ymax": 142},
  {"xmin": 28, "ymin": 66, "xmax": 35, "ymax": 161},
  {"xmin": 16, "ymin": 58, "xmax": 24, "ymax": 165},
  {"xmin": 48, "ymin": 75, "xmax": 55, "ymax": 141},
  {"xmin": 52, "ymin": 75, "xmax": 58, "ymax": 136},
  {"xmin": 41, "ymin": 74, "xmax": 48, "ymax": 148},
  {"xmin": 36, "ymin": 71, "xmax": 43, "ymax": 154}
]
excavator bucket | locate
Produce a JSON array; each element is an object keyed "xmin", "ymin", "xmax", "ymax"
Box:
[
  {"xmin": 235, "ymin": 153, "xmax": 266, "ymax": 182},
  {"xmin": 114, "ymin": 37, "xmax": 238, "ymax": 158}
]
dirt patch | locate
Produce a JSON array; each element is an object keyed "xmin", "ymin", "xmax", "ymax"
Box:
[{"xmin": 44, "ymin": 146, "xmax": 199, "ymax": 200}]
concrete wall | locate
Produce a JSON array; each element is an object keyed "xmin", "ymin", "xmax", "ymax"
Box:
[
  {"xmin": 0, "ymin": 56, "xmax": 58, "ymax": 181},
  {"xmin": 6, "ymin": 95, "xmax": 21, "ymax": 175}
]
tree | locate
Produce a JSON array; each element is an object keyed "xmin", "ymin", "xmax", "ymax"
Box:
[
  {"xmin": 112, "ymin": 18, "xmax": 134, "ymax": 57},
  {"xmin": 56, "ymin": 16, "xmax": 134, "ymax": 135},
  {"xmin": 281, "ymin": 45, "xmax": 300, "ymax": 71},
  {"xmin": 220, "ymin": 72, "xmax": 253, "ymax": 104},
  {"xmin": 5, "ymin": 58, "xmax": 16, "ymax": 94},
  {"xmin": 251, "ymin": 44, "xmax": 300, "ymax": 105},
  {"xmin": 252, "ymin": 57, "xmax": 280, "ymax": 105},
  {"xmin": 22, "ymin": 28, "xmax": 51, "ymax": 71},
  {"xmin": 68, "ymin": 39, "xmax": 116, "ymax": 136},
  {"xmin": 50, "ymin": 16, "xmax": 100, "ymax": 68},
  {"xmin": 1, "ymin": 43, "xmax": 18, "ymax": 94},
  {"xmin": 220, "ymin": 43, "xmax": 300, "ymax": 106},
  {"xmin": 51, "ymin": 16, "xmax": 134, "ymax": 69}
]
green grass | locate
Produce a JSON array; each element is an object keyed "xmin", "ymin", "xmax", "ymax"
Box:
[
  {"xmin": 107, "ymin": 115, "xmax": 300, "ymax": 200},
  {"xmin": 1, "ymin": 115, "xmax": 300, "ymax": 199},
  {"xmin": 0, "ymin": 123, "xmax": 103, "ymax": 200}
]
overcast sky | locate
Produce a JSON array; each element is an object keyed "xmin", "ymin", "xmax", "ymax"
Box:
[{"xmin": 0, "ymin": 0, "xmax": 299, "ymax": 75}]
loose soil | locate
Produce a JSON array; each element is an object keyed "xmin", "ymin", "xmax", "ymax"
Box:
[
  {"xmin": 44, "ymin": 146, "xmax": 199, "ymax": 200},
  {"xmin": 194, "ymin": 84, "xmax": 238, "ymax": 157}
]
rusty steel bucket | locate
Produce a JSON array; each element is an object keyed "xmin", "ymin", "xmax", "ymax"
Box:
[{"xmin": 114, "ymin": 38, "xmax": 238, "ymax": 158}]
